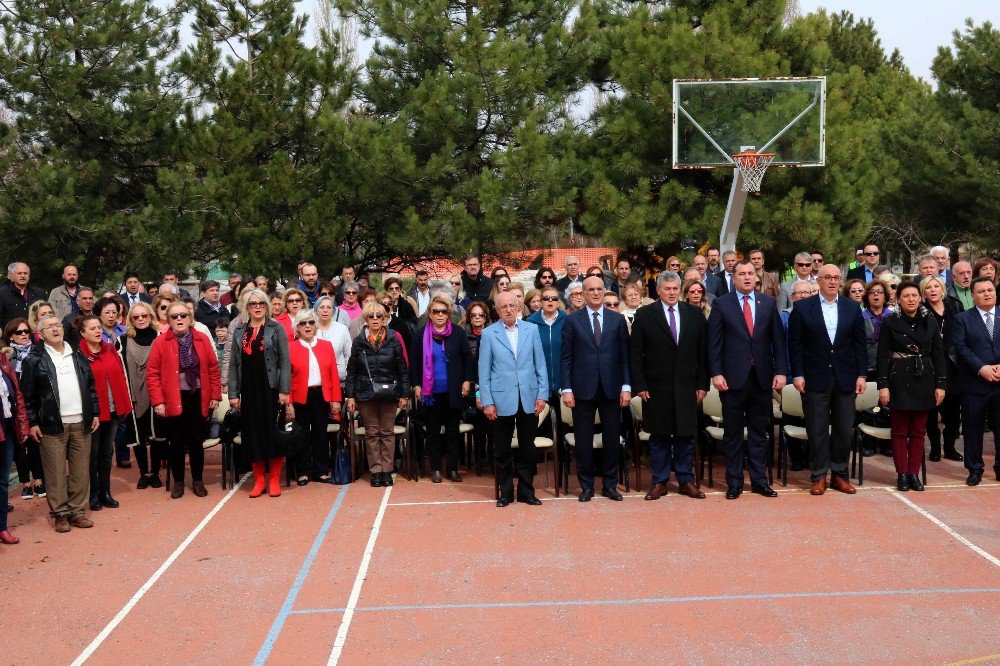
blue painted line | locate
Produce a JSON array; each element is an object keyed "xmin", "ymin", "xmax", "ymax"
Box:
[
  {"xmin": 253, "ymin": 484, "xmax": 351, "ymax": 666},
  {"xmin": 290, "ymin": 586, "xmax": 1000, "ymax": 615}
]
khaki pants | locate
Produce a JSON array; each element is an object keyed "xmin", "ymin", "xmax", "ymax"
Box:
[
  {"xmin": 359, "ymin": 400, "xmax": 396, "ymax": 473},
  {"xmin": 39, "ymin": 422, "xmax": 92, "ymax": 518}
]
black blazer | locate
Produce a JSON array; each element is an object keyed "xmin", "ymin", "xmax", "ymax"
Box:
[
  {"xmin": 788, "ymin": 295, "xmax": 867, "ymax": 392},
  {"xmin": 629, "ymin": 301, "xmax": 708, "ymax": 437},
  {"xmin": 707, "ymin": 290, "xmax": 788, "ymax": 391},
  {"xmin": 846, "ymin": 265, "xmax": 875, "ymax": 283},
  {"xmin": 408, "ymin": 326, "xmax": 473, "ymax": 409},
  {"xmin": 560, "ymin": 307, "xmax": 631, "ymax": 401},
  {"xmin": 952, "ymin": 306, "xmax": 1000, "ymax": 395}
]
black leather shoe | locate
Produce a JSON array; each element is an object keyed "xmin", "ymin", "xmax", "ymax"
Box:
[
  {"xmin": 496, "ymin": 497, "xmax": 511, "ymax": 507},
  {"xmin": 966, "ymin": 472, "xmax": 982, "ymax": 486},
  {"xmin": 148, "ymin": 475, "xmax": 162, "ymax": 489},
  {"xmin": 928, "ymin": 449, "xmax": 942, "ymax": 462},
  {"xmin": 725, "ymin": 487, "xmax": 742, "ymax": 500},
  {"xmin": 99, "ymin": 492, "xmax": 119, "ymax": 509},
  {"xmin": 370, "ymin": 473, "xmax": 383, "ymax": 488},
  {"xmin": 383, "ymin": 472, "xmax": 394, "ymax": 486},
  {"xmin": 448, "ymin": 470, "xmax": 462, "ymax": 483},
  {"xmin": 517, "ymin": 497, "xmax": 543, "ymax": 505},
  {"xmin": 431, "ymin": 471, "xmax": 442, "ymax": 484},
  {"xmin": 897, "ymin": 474, "xmax": 910, "ymax": 491},
  {"xmin": 907, "ymin": 473, "xmax": 924, "ymax": 491},
  {"xmin": 943, "ymin": 450, "xmax": 964, "ymax": 462},
  {"xmin": 578, "ymin": 489, "xmax": 594, "ymax": 502},
  {"xmin": 750, "ymin": 484, "xmax": 778, "ymax": 497},
  {"xmin": 296, "ymin": 477, "xmax": 309, "ymax": 487},
  {"xmin": 136, "ymin": 475, "xmax": 151, "ymax": 490},
  {"xmin": 89, "ymin": 494, "xmax": 102, "ymax": 511},
  {"xmin": 601, "ymin": 488, "xmax": 623, "ymax": 501}
]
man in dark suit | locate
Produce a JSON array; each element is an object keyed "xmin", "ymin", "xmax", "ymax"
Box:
[
  {"xmin": 717, "ymin": 250, "xmax": 737, "ymax": 294},
  {"xmin": 707, "ymin": 259, "xmax": 787, "ymax": 499},
  {"xmin": 120, "ymin": 271, "xmax": 152, "ymax": 308},
  {"xmin": 561, "ymin": 276, "xmax": 631, "ymax": 501},
  {"xmin": 691, "ymin": 254, "xmax": 725, "ymax": 298},
  {"xmin": 630, "ymin": 271, "xmax": 708, "ymax": 500},
  {"xmin": 951, "ymin": 276, "xmax": 1000, "ymax": 486},
  {"xmin": 847, "ymin": 243, "xmax": 880, "ymax": 284},
  {"xmin": 788, "ymin": 263, "xmax": 867, "ymax": 496}
]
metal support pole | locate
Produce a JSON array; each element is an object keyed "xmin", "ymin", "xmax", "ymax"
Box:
[{"xmin": 720, "ymin": 170, "xmax": 747, "ymax": 253}]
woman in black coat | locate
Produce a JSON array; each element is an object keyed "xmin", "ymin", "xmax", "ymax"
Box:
[
  {"xmin": 409, "ymin": 295, "xmax": 472, "ymax": 483},
  {"xmin": 876, "ymin": 282, "xmax": 947, "ymax": 492}
]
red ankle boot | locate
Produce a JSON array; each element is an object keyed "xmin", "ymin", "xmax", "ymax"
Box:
[
  {"xmin": 268, "ymin": 457, "xmax": 284, "ymax": 497},
  {"xmin": 249, "ymin": 461, "xmax": 267, "ymax": 498}
]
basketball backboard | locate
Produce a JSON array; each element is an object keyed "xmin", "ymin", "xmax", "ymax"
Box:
[{"xmin": 672, "ymin": 77, "xmax": 826, "ymax": 169}]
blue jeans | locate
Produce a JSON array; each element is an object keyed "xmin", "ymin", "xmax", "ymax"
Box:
[{"xmin": 1, "ymin": 419, "xmax": 15, "ymax": 531}]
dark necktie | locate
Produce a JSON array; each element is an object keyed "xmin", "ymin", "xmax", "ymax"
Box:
[
  {"xmin": 592, "ymin": 311, "xmax": 602, "ymax": 346},
  {"xmin": 986, "ymin": 312, "xmax": 994, "ymax": 341},
  {"xmin": 668, "ymin": 306, "xmax": 678, "ymax": 343}
]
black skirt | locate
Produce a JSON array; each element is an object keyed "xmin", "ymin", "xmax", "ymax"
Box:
[{"xmin": 240, "ymin": 344, "xmax": 279, "ymax": 461}]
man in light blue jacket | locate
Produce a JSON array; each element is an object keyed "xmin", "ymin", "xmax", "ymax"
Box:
[{"xmin": 479, "ymin": 291, "xmax": 549, "ymax": 507}]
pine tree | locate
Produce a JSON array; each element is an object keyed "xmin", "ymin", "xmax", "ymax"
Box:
[{"xmin": 0, "ymin": 0, "xmax": 187, "ymax": 285}]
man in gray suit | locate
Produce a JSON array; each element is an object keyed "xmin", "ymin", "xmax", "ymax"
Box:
[
  {"xmin": 777, "ymin": 252, "xmax": 818, "ymax": 311},
  {"xmin": 478, "ymin": 291, "xmax": 549, "ymax": 507}
]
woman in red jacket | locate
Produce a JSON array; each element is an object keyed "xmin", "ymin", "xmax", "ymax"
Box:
[
  {"xmin": 78, "ymin": 315, "xmax": 133, "ymax": 511},
  {"xmin": 0, "ymin": 351, "xmax": 30, "ymax": 545},
  {"xmin": 146, "ymin": 302, "xmax": 222, "ymax": 499},
  {"xmin": 288, "ymin": 310, "xmax": 342, "ymax": 484}
]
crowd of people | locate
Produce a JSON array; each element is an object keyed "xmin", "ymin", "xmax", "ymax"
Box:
[{"xmin": 0, "ymin": 241, "xmax": 997, "ymax": 541}]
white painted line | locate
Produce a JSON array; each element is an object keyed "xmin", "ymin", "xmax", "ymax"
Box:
[
  {"xmin": 72, "ymin": 473, "xmax": 250, "ymax": 665},
  {"xmin": 328, "ymin": 485, "xmax": 393, "ymax": 665},
  {"xmin": 888, "ymin": 488, "xmax": 1000, "ymax": 569}
]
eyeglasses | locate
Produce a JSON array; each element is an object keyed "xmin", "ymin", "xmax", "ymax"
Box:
[
  {"xmin": 450, "ymin": 281, "xmax": 461, "ymax": 287},
  {"xmin": 286, "ymin": 297, "xmax": 303, "ymax": 304},
  {"xmin": 297, "ymin": 320, "xmax": 316, "ymax": 326},
  {"xmin": 169, "ymin": 313, "xmax": 189, "ymax": 320},
  {"xmin": 248, "ymin": 301, "xmax": 266, "ymax": 308},
  {"xmin": 604, "ymin": 301, "xmax": 620, "ymax": 308},
  {"xmin": 887, "ymin": 284, "xmax": 898, "ymax": 291},
  {"xmin": 344, "ymin": 290, "xmax": 357, "ymax": 295},
  {"xmin": 541, "ymin": 296, "xmax": 559, "ymax": 302},
  {"xmin": 864, "ymin": 251, "xmax": 880, "ymax": 257},
  {"xmin": 158, "ymin": 305, "xmax": 169, "ymax": 311},
  {"xmin": 570, "ymin": 291, "xmax": 583, "ymax": 297},
  {"xmin": 796, "ymin": 263, "xmax": 812, "ymax": 268},
  {"xmin": 430, "ymin": 308, "xmax": 449, "ymax": 315},
  {"xmin": 820, "ymin": 276, "xmax": 842, "ymax": 281},
  {"xmin": 11, "ymin": 328, "xmax": 30, "ymax": 335},
  {"xmin": 130, "ymin": 314, "xmax": 150, "ymax": 321},
  {"xmin": 669, "ymin": 263, "xmax": 680, "ymax": 268},
  {"xmin": 366, "ymin": 314, "xmax": 384, "ymax": 320},
  {"xmin": 848, "ymin": 288, "xmax": 865, "ymax": 294},
  {"xmin": 469, "ymin": 312, "xmax": 486, "ymax": 318},
  {"xmin": 387, "ymin": 285, "xmax": 401, "ymax": 291},
  {"xmin": 812, "ymin": 258, "xmax": 825, "ymax": 263},
  {"xmin": 869, "ymin": 289, "xmax": 885, "ymax": 295}
]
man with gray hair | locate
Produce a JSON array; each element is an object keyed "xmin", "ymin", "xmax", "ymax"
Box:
[
  {"xmin": 778, "ymin": 252, "xmax": 817, "ymax": 310},
  {"xmin": 917, "ymin": 254, "xmax": 940, "ymax": 278},
  {"xmin": 629, "ymin": 271, "xmax": 709, "ymax": 500},
  {"xmin": 555, "ymin": 255, "xmax": 582, "ymax": 295},
  {"xmin": 930, "ymin": 245, "xmax": 952, "ymax": 285},
  {"xmin": 0, "ymin": 262, "xmax": 46, "ymax": 326},
  {"xmin": 948, "ymin": 261, "xmax": 974, "ymax": 311}
]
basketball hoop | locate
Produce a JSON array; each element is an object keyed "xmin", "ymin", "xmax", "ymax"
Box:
[{"xmin": 732, "ymin": 151, "xmax": 776, "ymax": 193}]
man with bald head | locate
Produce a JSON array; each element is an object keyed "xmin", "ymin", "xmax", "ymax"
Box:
[
  {"xmin": 49, "ymin": 265, "xmax": 88, "ymax": 321},
  {"xmin": 561, "ymin": 276, "xmax": 631, "ymax": 501},
  {"xmin": 788, "ymin": 263, "xmax": 867, "ymax": 496},
  {"xmin": 0, "ymin": 262, "xmax": 46, "ymax": 326}
]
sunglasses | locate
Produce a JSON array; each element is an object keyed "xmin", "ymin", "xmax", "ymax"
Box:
[
  {"xmin": 169, "ymin": 313, "xmax": 189, "ymax": 320},
  {"xmin": 344, "ymin": 290, "xmax": 358, "ymax": 295},
  {"xmin": 430, "ymin": 308, "xmax": 449, "ymax": 315},
  {"xmin": 12, "ymin": 328, "xmax": 30, "ymax": 335},
  {"xmin": 248, "ymin": 301, "xmax": 266, "ymax": 308},
  {"xmin": 380, "ymin": 302, "xmax": 391, "ymax": 308},
  {"xmin": 366, "ymin": 314, "xmax": 384, "ymax": 320},
  {"xmin": 541, "ymin": 296, "xmax": 559, "ymax": 302},
  {"xmin": 849, "ymin": 288, "xmax": 865, "ymax": 294},
  {"xmin": 869, "ymin": 289, "xmax": 885, "ymax": 295},
  {"xmin": 888, "ymin": 284, "xmax": 898, "ymax": 291},
  {"xmin": 469, "ymin": 312, "xmax": 486, "ymax": 318},
  {"xmin": 604, "ymin": 301, "xmax": 620, "ymax": 307},
  {"xmin": 450, "ymin": 281, "xmax": 461, "ymax": 286},
  {"xmin": 388, "ymin": 285, "xmax": 401, "ymax": 291},
  {"xmin": 158, "ymin": 305, "xmax": 169, "ymax": 311},
  {"xmin": 130, "ymin": 314, "xmax": 150, "ymax": 321},
  {"xmin": 864, "ymin": 251, "xmax": 880, "ymax": 256},
  {"xmin": 297, "ymin": 320, "xmax": 316, "ymax": 326},
  {"xmin": 669, "ymin": 263, "xmax": 680, "ymax": 268},
  {"xmin": 795, "ymin": 263, "xmax": 812, "ymax": 268},
  {"xmin": 286, "ymin": 297, "xmax": 304, "ymax": 304},
  {"xmin": 812, "ymin": 258, "xmax": 825, "ymax": 263}
]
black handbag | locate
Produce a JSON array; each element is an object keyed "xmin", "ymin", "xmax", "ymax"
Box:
[
  {"xmin": 273, "ymin": 408, "xmax": 305, "ymax": 457},
  {"xmin": 362, "ymin": 350, "xmax": 397, "ymax": 400}
]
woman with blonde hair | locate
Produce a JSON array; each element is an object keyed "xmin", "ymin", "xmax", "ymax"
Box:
[
  {"xmin": 27, "ymin": 301, "xmax": 56, "ymax": 338},
  {"xmin": 878, "ymin": 272, "xmax": 901, "ymax": 310},
  {"xmin": 275, "ymin": 288, "xmax": 307, "ymax": 341},
  {"xmin": 121, "ymin": 301, "xmax": 165, "ymax": 488},
  {"xmin": 682, "ymin": 279, "xmax": 711, "ymax": 319},
  {"xmin": 152, "ymin": 292, "xmax": 177, "ymax": 334}
]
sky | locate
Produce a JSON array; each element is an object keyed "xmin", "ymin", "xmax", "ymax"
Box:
[{"xmin": 797, "ymin": 0, "xmax": 999, "ymax": 82}]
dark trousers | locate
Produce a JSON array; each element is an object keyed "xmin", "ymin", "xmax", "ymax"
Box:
[
  {"xmin": 890, "ymin": 409, "xmax": 927, "ymax": 475},
  {"xmin": 961, "ymin": 388, "xmax": 1000, "ymax": 475},
  {"xmin": 423, "ymin": 394, "xmax": 461, "ymax": 473},
  {"xmin": 572, "ymin": 385, "xmax": 622, "ymax": 493},
  {"xmin": 720, "ymin": 373, "xmax": 771, "ymax": 488},
  {"xmin": 13, "ymin": 435, "xmax": 43, "ymax": 484},
  {"xmin": 293, "ymin": 387, "xmax": 331, "ymax": 479},
  {"xmin": 89, "ymin": 415, "xmax": 121, "ymax": 496},
  {"xmin": 130, "ymin": 408, "xmax": 166, "ymax": 477},
  {"xmin": 648, "ymin": 434, "xmax": 696, "ymax": 485},
  {"xmin": 803, "ymin": 384, "xmax": 855, "ymax": 481},
  {"xmin": 1, "ymin": 420, "xmax": 14, "ymax": 530},
  {"xmin": 164, "ymin": 390, "xmax": 206, "ymax": 484},
  {"xmin": 114, "ymin": 418, "xmax": 130, "ymax": 464},
  {"xmin": 927, "ymin": 393, "xmax": 961, "ymax": 451},
  {"xmin": 492, "ymin": 405, "xmax": 538, "ymax": 501}
]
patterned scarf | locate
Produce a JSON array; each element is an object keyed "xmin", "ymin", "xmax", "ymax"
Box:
[
  {"xmin": 366, "ymin": 325, "xmax": 387, "ymax": 349},
  {"xmin": 9, "ymin": 342, "xmax": 32, "ymax": 373},
  {"xmin": 177, "ymin": 331, "xmax": 200, "ymax": 388},
  {"xmin": 421, "ymin": 321, "xmax": 452, "ymax": 403}
]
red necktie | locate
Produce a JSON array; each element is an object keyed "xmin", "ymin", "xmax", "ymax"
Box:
[{"xmin": 743, "ymin": 295, "xmax": 754, "ymax": 337}]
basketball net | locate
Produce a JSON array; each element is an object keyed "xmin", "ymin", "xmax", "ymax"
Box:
[{"xmin": 732, "ymin": 151, "xmax": 776, "ymax": 193}]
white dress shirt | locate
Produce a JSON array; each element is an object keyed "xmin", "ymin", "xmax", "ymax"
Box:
[
  {"xmin": 661, "ymin": 301, "xmax": 681, "ymax": 341},
  {"xmin": 820, "ymin": 295, "xmax": 839, "ymax": 343}
]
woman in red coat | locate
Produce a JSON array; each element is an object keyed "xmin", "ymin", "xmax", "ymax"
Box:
[
  {"xmin": 147, "ymin": 302, "xmax": 221, "ymax": 499},
  {"xmin": 78, "ymin": 315, "xmax": 133, "ymax": 511},
  {"xmin": 288, "ymin": 310, "xmax": 342, "ymax": 484},
  {"xmin": 0, "ymin": 351, "xmax": 30, "ymax": 545}
]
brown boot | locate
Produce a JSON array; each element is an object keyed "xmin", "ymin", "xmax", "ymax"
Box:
[
  {"xmin": 809, "ymin": 477, "xmax": 827, "ymax": 496},
  {"xmin": 69, "ymin": 515, "xmax": 94, "ymax": 528},
  {"xmin": 192, "ymin": 480, "xmax": 208, "ymax": 497},
  {"xmin": 54, "ymin": 516, "xmax": 71, "ymax": 533}
]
